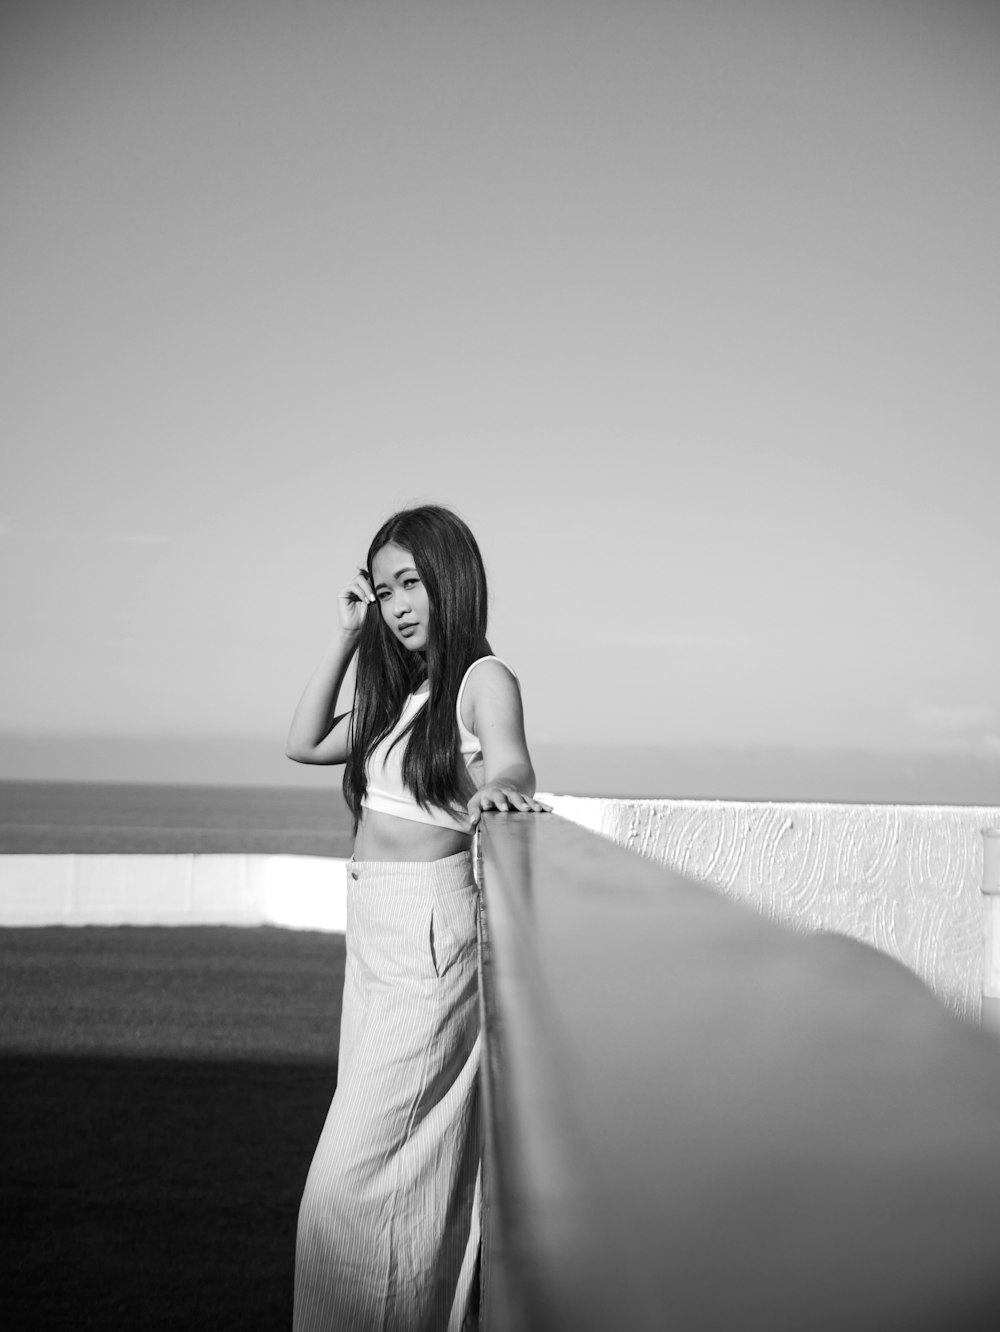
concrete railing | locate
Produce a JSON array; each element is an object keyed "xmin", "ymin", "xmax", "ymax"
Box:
[{"xmin": 477, "ymin": 813, "xmax": 1000, "ymax": 1332}]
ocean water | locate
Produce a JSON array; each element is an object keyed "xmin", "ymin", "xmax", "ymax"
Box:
[
  {"xmin": 4, "ymin": 744, "xmax": 1000, "ymax": 858},
  {"xmin": 0, "ymin": 780, "xmax": 355, "ymax": 856},
  {"xmin": 5, "ymin": 739, "xmax": 1000, "ymax": 807}
]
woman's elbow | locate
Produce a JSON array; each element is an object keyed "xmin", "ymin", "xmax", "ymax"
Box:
[
  {"xmin": 286, "ymin": 740, "xmax": 347, "ymax": 766},
  {"xmin": 285, "ymin": 741, "xmax": 315, "ymax": 764}
]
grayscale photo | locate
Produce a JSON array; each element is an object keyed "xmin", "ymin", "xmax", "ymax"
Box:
[{"xmin": 2, "ymin": 2, "xmax": 1000, "ymax": 1329}]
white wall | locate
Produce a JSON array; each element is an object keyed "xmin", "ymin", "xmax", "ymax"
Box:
[
  {"xmin": 0, "ymin": 854, "xmax": 347, "ymax": 932},
  {"xmin": 550, "ymin": 797, "xmax": 1000, "ymax": 1023}
]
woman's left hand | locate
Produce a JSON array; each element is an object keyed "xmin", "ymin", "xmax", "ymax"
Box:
[{"xmin": 468, "ymin": 784, "xmax": 552, "ymax": 823}]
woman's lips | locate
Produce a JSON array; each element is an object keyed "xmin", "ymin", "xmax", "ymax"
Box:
[{"xmin": 398, "ymin": 623, "xmax": 418, "ymax": 636}]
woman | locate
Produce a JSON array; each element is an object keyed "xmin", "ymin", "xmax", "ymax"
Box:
[{"xmin": 286, "ymin": 504, "xmax": 549, "ymax": 1332}]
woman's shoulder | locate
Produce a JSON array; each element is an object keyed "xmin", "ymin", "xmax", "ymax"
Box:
[
  {"xmin": 457, "ymin": 656, "xmax": 520, "ymax": 732},
  {"xmin": 458, "ymin": 654, "xmax": 518, "ymax": 696},
  {"xmin": 463, "ymin": 653, "xmax": 517, "ymax": 680}
]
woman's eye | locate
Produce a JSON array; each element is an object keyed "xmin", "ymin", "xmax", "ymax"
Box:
[{"xmin": 403, "ymin": 578, "xmax": 420, "ymax": 589}]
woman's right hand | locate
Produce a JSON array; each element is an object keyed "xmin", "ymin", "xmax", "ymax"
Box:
[{"xmin": 338, "ymin": 568, "xmax": 376, "ymax": 637}]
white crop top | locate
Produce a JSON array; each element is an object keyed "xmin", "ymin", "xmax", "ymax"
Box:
[{"xmin": 361, "ymin": 656, "xmax": 518, "ymax": 834}]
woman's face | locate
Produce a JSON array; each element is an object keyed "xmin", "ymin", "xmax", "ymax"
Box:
[{"xmin": 370, "ymin": 542, "xmax": 430, "ymax": 653}]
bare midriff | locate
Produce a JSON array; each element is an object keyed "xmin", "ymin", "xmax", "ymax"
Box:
[{"xmin": 353, "ymin": 807, "xmax": 473, "ymax": 862}]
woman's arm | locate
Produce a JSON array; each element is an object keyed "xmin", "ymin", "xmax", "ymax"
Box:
[
  {"xmin": 285, "ymin": 571, "xmax": 375, "ymax": 765},
  {"xmin": 464, "ymin": 660, "xmax": 552, "ymax": 822}
]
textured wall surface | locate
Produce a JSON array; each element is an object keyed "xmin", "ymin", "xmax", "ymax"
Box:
[{"xmin": 548, "ymin": 797, "xmax": 1000, "ymax": 1023}]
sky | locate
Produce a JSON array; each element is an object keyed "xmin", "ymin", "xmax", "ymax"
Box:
[{"xmin": 2, "ymin": 0, "xmax": 999, "ymax": 795}]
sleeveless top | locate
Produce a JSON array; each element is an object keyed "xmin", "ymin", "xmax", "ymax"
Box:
[{"xmin": 361, "ymin": 656, "xmax": 518, "ymax": 835}]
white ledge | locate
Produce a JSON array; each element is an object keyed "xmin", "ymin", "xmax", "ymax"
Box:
[{"xmin": 0, "ymin": 854, "xmax": 347, "ymax": 932}]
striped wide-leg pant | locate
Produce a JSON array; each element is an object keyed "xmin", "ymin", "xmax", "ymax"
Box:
[{"xmin": 293, "ymin": 850, "xmax": 481, "ymax": 1332}]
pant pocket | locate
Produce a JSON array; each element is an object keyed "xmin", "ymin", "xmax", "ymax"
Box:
[
  {"xmin": 429, "ymin": 906, "xmax": 448, "ymax": 979},
  {"xmin": 429, "ymin": 894, "xmax": 477, "ymax": 980}
]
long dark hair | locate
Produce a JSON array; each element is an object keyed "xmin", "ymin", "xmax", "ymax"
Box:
[{"xmin": 343, "ymin": 505, "xmax": 490, "ymax": 828}]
